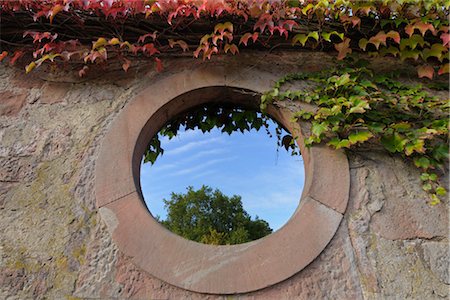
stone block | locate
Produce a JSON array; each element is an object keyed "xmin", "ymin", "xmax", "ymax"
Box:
[{"xmin": 0, "ymin": 91, "xmax": 27, "ymax": 116}]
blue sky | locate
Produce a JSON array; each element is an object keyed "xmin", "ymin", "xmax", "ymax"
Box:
[{"xmin": 140, "ymin": 122, "xmax": 305, "ymax": 231}]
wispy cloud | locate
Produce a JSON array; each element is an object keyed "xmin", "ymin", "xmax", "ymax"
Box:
[
  {"xmin": 165, "ymin": 136, "xmax": 223, "ymax": 156},
  {"xmin": 191, "ymin": 169, "xmax": 218, "ymax": 179},
  {"xmin": 140, "ymin": 126, "xmax": 306, "ymax": 231},
  {"xmin": 184, "ymin": 148, "xmax": 227, "ymax": 161},
  {"xmin": 172, "ymin": 156, "xmax": 236, "ymax": 176}
]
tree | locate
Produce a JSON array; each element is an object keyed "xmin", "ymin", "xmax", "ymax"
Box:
[{"xmin": 159, "ymin": 185, "xmax": 272, "ymax": 245}]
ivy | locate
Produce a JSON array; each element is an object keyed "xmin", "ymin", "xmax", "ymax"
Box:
[
  {"xmin": 0, "ymin": 0, "xmax": 448, "ymax": 78},
  {"xmin": 144, "ymin": 103, "xmax": 297, "ymax": 165},
  {"xmin": 262, "ymin": 63, "xmax": 449, "ymax": 205},
  {"xmin": 0, "ymin": 1, "xmax": 447, "ymax": 205}
]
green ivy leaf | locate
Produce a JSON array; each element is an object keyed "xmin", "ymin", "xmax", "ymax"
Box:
[
  {"xmin": 405, "ymin": 139, "xmax": 425, "ymax": 155},
  {"xmin": 422, "ymin": 43, "xmax": 447, "ymax": 62},
  {"xmin": 367, "ymin": 122, "xmax": 385, "ymax": 133},
  {"xmin": 399, "ymin": 34, "xmax": 428, "ymax": 50},
  {"xmin": 321, "ymin": 31, "xmax": 344, "ymax": 42},
  {"xmin": 428, "ymin": 173, "xmax": 438, "ymax": 181},
  {"xmin": 334, "ymin": 73, "xmax": 351, "ymax": 87},
  {"xmin": 348, "ymin": 131, "xmax": 373, "ymax": 144},
  {"xmin": 422, "ymin": 182, "xmax": 432, "ymax": 191},
  {"xmin": 420, "ymin": 173, "xmax": 430, "ymax": 181},
  {"xmin": 311, "ymin": 122, "xmax": 329, "ymax": 137},
  {"xmin": 293, "ymin": 110, "xmax": 313, "ymax": 120},
  {"xmin": 432, "ymin": 144, "xmax": 449, "ymax": 161},
  {"xmin": 435, "ymin": 186, "xmax": 447, "ymax": 196},
  {"xmin": 327, "ymin": 138, "xmax": 351, "ymax": 149},
  {"xmin": 308, "ymin": 31, "xmax": 319, "ymax": 42},
  {"xmin": 414, "ymin": 157, "xmax": 431, "ymax": 169},
  {"xmin": 292, "ymin": 34, "xmax": 308, "ymax": 46},
  {"xmin": 381, "ymin": 133, "xmax": 407, "ymax": 153},
  {"xmin": 430, "ymin": 194, "xmax": 440, "ymax": 206},
  {"xmin": 348, "ymin": 98, "xmax": 370, "ymax": 114}
]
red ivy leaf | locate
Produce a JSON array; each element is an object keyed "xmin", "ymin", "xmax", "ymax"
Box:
[
  {"xmin": 438, "ymin": 63, "xmax": 449, "ymax": 75},
  {"xmin": 0, "ymin": 51, "xmax": 8, "ymax": 62},
  {"xmin": 142, "ymin": 43, "xmax": 160, "ymax": 56},
  {"xmin": 168, "ymin": 39, "xmax": 189, "ymax": 52},
  {"xmin": 79, "ymin": 66, "xmax": 89, "ymax": 77},
  {"xmin": 334, "ymin": 38, "xmax": 352, "ymax": 60},
  {"xmin": 254, "ymin": 13, "xmax": 274, "ymax": 33},
  {"xmin": 224, "ymin": 43, "xmax": 239, "ymax": 55},
  {"xmin": 340, "ymin": 15, "xmax": 361, "ymax": 28},
  {"xmin": 122, "ymin": 58, "xmax": 131, "ymax": 72},
  {"xmin": 356, "ymin": 5, "xmax": 373, "ymax": 16},
  {"xmin": 204, "ymin": 46, "xmax": 218, "ymax": 60},
  {"xmin": 214, "ymin": 22, "xmax": 233, "ymax": 34},
  {"xmin": 10, "ymin": 51, "xmax": 24, "ymax": 66},
  {"xmin": 368, "ymin": 31, "xmax": 387, "ymax": 49},
  {"xmin": 406, "ymin": 22, "xmax": 437, "ymax": 37},
  {"xmin": 417, "ymin": 65, "xmax": 434, "ymax": 79},
  {"xmin": 193, "ymin": 44, "xmax": 208, "ymax": 58},
  {"xmin": 370, "ymin": 30, "xmax": 400, "ymax": 49},
  {"xmin": 440, "ymin": 33, "xmax": 449, "ymax": 47},
  {"xmin": 239, "ymin": 32, "xmax": 258, "ymax": 46},
  {"xmin": 386, "ymin": 31, "xmax": 401, "ymax": 44},
  {"xmin": 138, "ymin": 32, "xmax": 157, "ymax": 43},
  {"xmin": 280, "ymin": 20, "xmax": 298, "ymax": 31},
  {"xmin": 155, "ymin": 57, "xmax": 163, "ymax": 72},
  {"xmin": 60, "ymin": 51, "xmax": 79, "ymax": 61},
  {"xmin": 23, "ymin": 31, "xmax": 58, "ymax": 43}
]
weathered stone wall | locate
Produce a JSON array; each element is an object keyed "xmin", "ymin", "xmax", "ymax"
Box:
[{"xmin": 0, "ymin": 53, "xmax": 448, "ymax": 299}]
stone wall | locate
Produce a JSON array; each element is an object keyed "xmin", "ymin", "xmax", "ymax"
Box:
[{"xmin": 0, "ymin": 52, "xmax": 448, "ymax": 299}]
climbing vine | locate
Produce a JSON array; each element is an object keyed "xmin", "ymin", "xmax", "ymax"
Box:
[
  {"xmin": 262, "ymin": 62, "xmax": 448, "ymax": 205},
  {"xmin": 144, "ymin": 103, "xmax": 297, "ymax": 164},
  {"xmin": 0, "ymin": 1, "xmax": 448, "ymax": 204},
  {"xmin": 0, "ymin": 0, "xmax": 448, "ymax": 78}
]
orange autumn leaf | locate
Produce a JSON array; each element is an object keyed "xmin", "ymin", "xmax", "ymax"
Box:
[
  {"xmin": 417, "ymin": 65, "xmax": 434, "ymax": 79},
  {"xmin": 0, "ymin": 51, "xmax": 8, "ymax": 62},
  {"xmin": 122, "ymin": 57, "xmax": 131, "ymax": 72},
  {"xmin": 168, "ymin": 39, "xmax": 189, "ymax": 52},
  {"xmin": 438, "ymin": 63, "xmax": 449, "ymax": 75},
  {"xmin": 9, "ymin": 51, "xmax": 24, "ymax": 66},
  {"xmin": 334, "ymin": 38, "xmax": 352, "ymax": 60},
  {"xmin": 405, "ymin": 22, "xmax": 437, "ymax": 37},
  {"xmin": 49, "ymin": 4, "xmax": 64, "ymax": 24},
  {"xmin": 155, "ymin": 57, "xmax": 163, "ymax": 72},
  {"xmin": 440, "ymin": 33, "xmax": 449, "ymax": 47}
]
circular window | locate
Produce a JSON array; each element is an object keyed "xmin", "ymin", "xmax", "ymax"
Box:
[
  {"xmin": 140, "ymin": 104, "xmax": 304, "ymax": 245},
  {"xmin": 95, "ymin": 68, "xmax": 349, "ymax": 294}
]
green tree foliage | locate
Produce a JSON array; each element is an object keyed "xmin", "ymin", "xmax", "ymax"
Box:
[{"xmin": 159, "ymin": 186, "xmax": 272, "ymax": 245}]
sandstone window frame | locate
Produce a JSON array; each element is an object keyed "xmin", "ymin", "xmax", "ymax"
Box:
[{"xmin": 95, "ymin": 66, "xmax": 350, "ymax": 294}]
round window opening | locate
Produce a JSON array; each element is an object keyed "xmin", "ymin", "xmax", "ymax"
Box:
[
  {"xmin": 95, "ymin": 75, "xmax": 349, "ymax": 295},
  {"xmin": 140, "ymin": 103, "xmax": 305, "ymax": 245}
]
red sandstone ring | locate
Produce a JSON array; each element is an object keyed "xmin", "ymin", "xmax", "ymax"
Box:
[{"xmin": 95, "ymin": 66, "xmax": 349, "ymax": 294}]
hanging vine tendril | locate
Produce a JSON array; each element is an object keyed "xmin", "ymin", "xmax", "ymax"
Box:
[{"xmin": 144, "ymin": 103, "xmax": 298, "ymax": 165}]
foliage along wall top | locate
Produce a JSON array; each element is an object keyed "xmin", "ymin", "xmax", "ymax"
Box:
[
  {"xmin": 0, "ymin": 0, "xmax": 448, "ymax": 78},
  {"xmin": 0, "ymin": 1, "xmax": 448, "ymax": 205}
]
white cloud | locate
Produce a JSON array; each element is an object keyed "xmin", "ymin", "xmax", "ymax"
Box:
[
  {"xmin": 165, "ymin": 136, "xmax": 223, "ymax": 156},
  {"xmin": 172, "ymin": 156, "xmax": 236, "ymax": 176}
]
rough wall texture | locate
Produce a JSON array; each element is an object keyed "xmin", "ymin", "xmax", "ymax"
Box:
[{"xmin": 0, "ymin": 52, "xmax": 448, "ymax": 299}]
